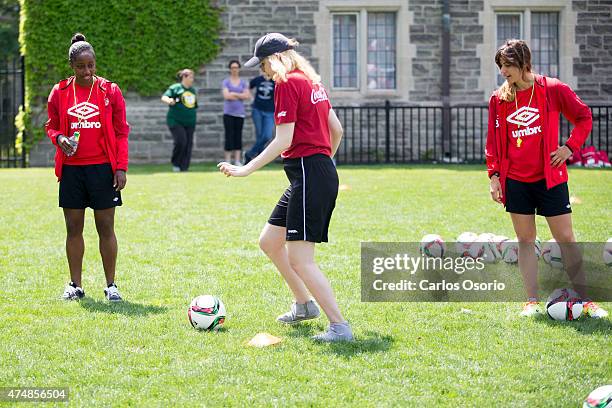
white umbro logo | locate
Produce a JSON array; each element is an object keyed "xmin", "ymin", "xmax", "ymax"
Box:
[
  {"xmin": 113, "ymin": 197, "xmax": 119, "ymax": 202},
  {"xmin": 277, "ymin": 111, "xmax": 287, "ymax": 118},
  {"xmin": 506, "ymin": 106, "xmax": 540, "ymax": 127},
  {"xmin": 566, "ymin": 204, "xmax": 571, "ymax": 209},
  {"xmin": 67, "ymin": 102, "xmax": 100, "ymax": 120},
  {"xmin": 288, "ymin": 229, "xmax": 298, "ymax": 234}
]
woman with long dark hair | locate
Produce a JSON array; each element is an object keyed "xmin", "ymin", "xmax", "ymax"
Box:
[{"xmin": 486, "ymin": 39, "xmax": 607, "ymax": 318}]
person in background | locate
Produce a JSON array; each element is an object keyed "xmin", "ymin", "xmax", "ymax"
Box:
[
  {"xmin": 244, "ymin": 70, "xmax": 275, "ymax": 164},
  {"xmin": 162, "ymin": 68, "xmax": 198, "ymax": 172},
  {"xmin": 222, "ymin": 60, "xmax": 250, "ymax": 165}
]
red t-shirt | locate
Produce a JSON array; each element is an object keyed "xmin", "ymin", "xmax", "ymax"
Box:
[
  {"xmin": 274, "ymin": 70, "xmax": 332, "ymax": 158},
  {"xmin": 64, "ymin": 82, "xmax": 108, "ymax": 165},
  {"xmin": 506, "ymin": 86, "xmax": 545, "ymax": 182}
]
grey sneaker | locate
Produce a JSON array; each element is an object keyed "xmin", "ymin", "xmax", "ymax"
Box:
[
  {"xmin": 62, "ymin": 281, "xmax": 84, "ymax": 300},
  {"xmin": 313, "ymin": 322, "xmax": 354, "ymax": 342},
  {"xmin": 104, "ymin": 283, "xmax": 122, "ymax": 302},
  {"xmin": 277, "ymin": 300, "xmax": 320, "ymax": 324}
]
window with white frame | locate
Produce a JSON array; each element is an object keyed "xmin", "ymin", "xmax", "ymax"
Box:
[
  {"xmin": 332, "ymin": 11, "xmax": 397, "ymax": 90},
  {"xmin": 495, "ymin": 10, "xmax": 559, "ymax": 85},
  {"xmin": 333, "ymin": 14, "xmax": 358, "ymax": 88}
]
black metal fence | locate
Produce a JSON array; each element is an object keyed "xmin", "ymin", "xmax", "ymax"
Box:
[
  {"xmin": 0, "ymin": 57, "xmax": 25, "ymax": 168},
  {"xmin": 335, "ymin": 101, "xmax": 612, "ymax": 164}
]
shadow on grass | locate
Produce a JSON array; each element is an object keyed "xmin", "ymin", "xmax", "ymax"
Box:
[
  {"xmin": 322, "ymin": 330, "xmax": 395, "ymax": 358},
  {"xmin": 533, "ymin": 314, "xmax": 612, "ymax": 335},
  {"xmin": 286, "ymin": 325, "xmax": 394, "ymax": 357},
  {"xmin": 79, "ymin": 298, "xmax": 168, "ymax": 316}
]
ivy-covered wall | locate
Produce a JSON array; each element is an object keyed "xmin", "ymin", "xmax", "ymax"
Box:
[{"xmin": 19, "ymin": 0, "xmax": 222, "ymax": 149}]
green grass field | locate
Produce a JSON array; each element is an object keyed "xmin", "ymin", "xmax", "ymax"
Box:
[{"xmin": 1, "ymin": 164, "xmax": 610, "ymax": 406}]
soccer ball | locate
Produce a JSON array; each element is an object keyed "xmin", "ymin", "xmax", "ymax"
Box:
[
  {"xmin": 501, "ymin": 239, "xmax": 519, "ymax": 263},
  {"xmin": 468, "ymin": 237, "xmax": 498, "ymax": 263},
  {"xmin": 542, "ymin": 239, "xmax": 563, "ymax": 268},
  {"xmin": 456, "ymin": 232, "xmax": 478, "ymax": 256},
  {"xmin": 492, "ymin": 235, "xmax": 509, "ymax": 257},
  {"xmin": 420, "ymin": 234, "xmax": 446, "ymax": 258},
  {"xmin": 583, "ymin": 385, "xmax": 612, "ymax": 408},
  {"xmin": 545, "ymin": 288, "xmax": 583, "ymax": 321},
  {"xmin": 604, "ymin": 238, "xmax": 612, "ymax": 266},
  {"xmin": 479, "ymin": 233, "xmax": 501, "ymax": 262},
  {"xmin": 534, "ymin": 237, "xmax": 542, "ymax": 259},
  {"xmin": 188, "ymin": 295, "xmax": 226, "ymax": 330}
]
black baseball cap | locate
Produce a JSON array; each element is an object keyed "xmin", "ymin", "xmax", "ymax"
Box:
[{"xmin": 244, "ymin": 33, "xmax": 294, "ymax": 68}]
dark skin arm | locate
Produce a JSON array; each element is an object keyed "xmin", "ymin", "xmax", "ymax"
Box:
[{"xmin": 113, "ymin": 170, "xmax": 127, "ymax": 191}]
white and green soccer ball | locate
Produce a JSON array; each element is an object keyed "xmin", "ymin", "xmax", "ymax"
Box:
[
  {"xmin": 534, "ymin": 237, "xmax": 542, "ymax": 259},
  {"xmin": 492, "ymin": 235, "xmax": 509, "ymax": 258},
  {"xmin": 420, "ymin": 234, "xmax": 446, "ymax": 258},
  {"xmin": 501, "ymin": 239, "xmax": 519, "ymax": 263},
  {"xmin": 468, "ymin": 236, "xmax": 498, "ymax": 263},
  {"xmin": 583, "ymin": 384, "xmax": 612, "ymax": 408},
  {"xmin": 456, "ymin": 232, "xmax": 478, "ymax": 256},
  {"xmin": 542, "ymin": 239, "xmax": 563, "ymax": 268},
  {"xmin": 545, "ymin": 288, "xmax": 583, "ymax": 321},
  {"xmin": 188, "ymin": 295, "xmax": 226, "ymax": 331},
  {"xmin": 604, "ymin": 238, "xmax": 612, "ymax": 267}
]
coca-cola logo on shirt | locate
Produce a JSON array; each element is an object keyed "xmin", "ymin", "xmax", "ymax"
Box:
[{"xmin": 311, "ymin": 86, "xmax": 329, "ymax": 105}]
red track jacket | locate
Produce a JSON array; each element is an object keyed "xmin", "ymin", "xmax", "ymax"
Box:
[
  {"xmin": 46, "ymin": 76, "xmax": 130, "ymax": 181},
  {"xmin": 485, "ymin": 75, "xmax": 592, "ymax": 204}
]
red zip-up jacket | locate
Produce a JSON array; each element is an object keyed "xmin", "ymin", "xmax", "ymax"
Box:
[
  {"xmin": 485, "ymin": 75, "xmax": 592, "ymax": 204},
  {"xmin": 46, "ymin": 76, "xmax": 130, "ymax": 181}
]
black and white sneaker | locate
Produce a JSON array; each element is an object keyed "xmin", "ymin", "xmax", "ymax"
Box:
[
  {"xmin": 62, "ymin": 281, "xmax": 85, "ymax": 300},
  {"xmin": 104, "ymin": 283, "xmax": 122, "ymax": 302}
]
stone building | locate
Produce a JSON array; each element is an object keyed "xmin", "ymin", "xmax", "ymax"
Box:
[{"xmin": 29, "ymin": 0, "xmax": 612, "ymax": 165}]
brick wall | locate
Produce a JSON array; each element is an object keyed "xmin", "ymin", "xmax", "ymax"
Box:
[
  {"xmin": 573, "ymin": 0, "xmax": 612, "ymax": 103},
  {"xmin": 27, "ymin": 0, "xmax": 611, "ymax": 166}
]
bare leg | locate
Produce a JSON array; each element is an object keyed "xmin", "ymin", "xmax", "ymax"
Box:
[
  {"xmin": 233, "ymin": 150, "xmax": 242, "ymax": 163},
  {"xmin": 224, "ymin": 151, "xmax": 232, "ymax": 162},
  {"xmin": 94, "ymin": 208, "xmax": 117, "ymax": 286},
  {"xmin": 63, "ymin": 209, "xmax": 86, "ymax": 287},
  {"xmin": 286, "ymin": 240, "xmax": 345, "ymax": 323},
  {"xmin": 546, "ymin": 213, "xmax": 588, "ymax": 298},
  {"xmin": 510, "ymin": 213, "xmax": 538, "ymax": 300},
  {"xmin": 259, "ymin": 223, "xmax": 310, "ymax": 303}
]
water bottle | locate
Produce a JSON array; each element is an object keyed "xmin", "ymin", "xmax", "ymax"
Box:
[{"xmin": 68, "ymin": 131, "xmax": 80, "ymax": 155}]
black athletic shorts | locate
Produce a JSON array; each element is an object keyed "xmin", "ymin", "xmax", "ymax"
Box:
[
  {"xmin": 59, "ymin": 163, "xmax": 122, "ymax": 210},
  {"xmin": 268, "ymin": 154, "xmax": 338, "ymax": 243},
  {"xmin": 505, "ymin": 177, "xmax": 571, "ymax": 217}
]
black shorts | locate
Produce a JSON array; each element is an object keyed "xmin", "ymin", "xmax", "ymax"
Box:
[
  {"xmin": 268, "ymin": 154, "xmax": 338, "ymax": 243},
  {"xmin": 59, "ymin": 163, "xmax": 122, "ymax": 210},
  {"xmin": 505, "ymin": 177, "xmax": 571, "ymax": 217},
  {"xmin": 223, "ymin": 114, "xmax": 244, "ymax": 151}
]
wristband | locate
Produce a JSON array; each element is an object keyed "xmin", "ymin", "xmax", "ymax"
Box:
[
  {"xmin": 564, "ymin": 144, "xmax": 573, "ymax": 153},
  {"xmin": 490, "ymin": 172, "xmax": 500, "ymax": 179}
]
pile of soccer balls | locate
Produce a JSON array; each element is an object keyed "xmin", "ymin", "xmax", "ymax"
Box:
[
  {"xmin": 420, "ymin": 234, "xmax": 612, "ymax": 268},
  {"xmin": 419, "ymin": 235, "xmax": 612, "ymax": 322}
]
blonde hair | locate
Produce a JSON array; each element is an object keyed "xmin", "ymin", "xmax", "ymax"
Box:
[
  {"xmin": 264, "ymin": 39, "xmax": 321, "ymax": 84},
  {"xmin": 494, "ymin": 39, "xmax": 533, "ymax": 102}
]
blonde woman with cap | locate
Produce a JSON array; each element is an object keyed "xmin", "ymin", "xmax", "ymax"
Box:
[{"xmin": 218, "ymin": 33, "xmax": 353, "ymax": 342}]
